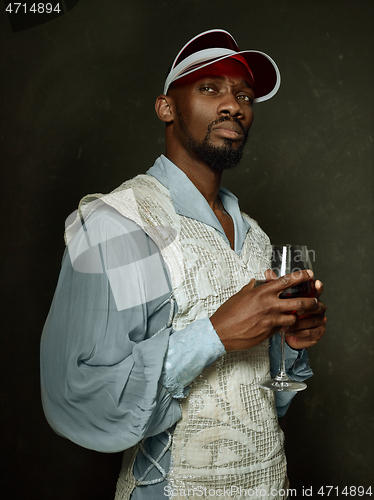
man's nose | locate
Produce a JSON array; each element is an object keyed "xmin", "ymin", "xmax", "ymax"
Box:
[{"xmin": 217, "ymin": 92, "xmax": 243, "ymax": 117}]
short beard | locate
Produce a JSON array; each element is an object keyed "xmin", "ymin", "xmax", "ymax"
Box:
[{"xmin": 178, "ymin": 111, "xmax": 249, "ymax": 172}]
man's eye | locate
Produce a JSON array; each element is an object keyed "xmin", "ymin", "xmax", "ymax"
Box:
[
  {"xmin": 201, "ymin": 86, "xmax": 215, "ymax": 92},
  {"xmin": 238, "ymin": 94, "xmax": 253, "ymax": 103}
]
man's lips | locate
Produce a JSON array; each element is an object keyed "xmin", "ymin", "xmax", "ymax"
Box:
[{"xmin": 212, "ymin": 121, "xmax": 243, "ymax": 139}]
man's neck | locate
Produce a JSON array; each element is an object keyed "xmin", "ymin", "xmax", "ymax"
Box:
[{"xmin": 165, "ymin": 150, "xmax": 222, "ymax": 210}]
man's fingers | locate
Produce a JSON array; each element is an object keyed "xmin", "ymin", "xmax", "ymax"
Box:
[
  {"xmin": 286, "ymin": 324, "xmax": 326, "ymax": 343},
  {"xmin": 264, "ymin": 269, "xmax": 277, "ymax": 281},
  {"xmin": 279, "ymin": 296, "xmax": 318, "ymax": 314},
  {"xmin": 289, "ymin": 314, "xmax": 327, "ymax": 332},
  {"xmin": 269, "ymin": 269, "xmax": 314, "ymax": 294},
  {"xmin": 297, "ymin": 299, "xmax": 327, "ymax": 318},
  {"xmin": 247, "ymin": 278, "xmax": 256, "ymax": 289},
  {"xmin": 277, "ymin": 313, "xmax": 298, "ymax": 329},
  {"xmin": 315, "ymin": 279, "xmax": 324, "ymax": 299}
]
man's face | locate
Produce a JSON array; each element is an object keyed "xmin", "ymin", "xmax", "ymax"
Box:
[{"xmin": 168, "ymin": 59, "xmax": 255, "ymax": 171}]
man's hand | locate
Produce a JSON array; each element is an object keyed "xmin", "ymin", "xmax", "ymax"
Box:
[
  {"xmin": 285, "ymin": 279, "xmax": 327, "ymax": 350},
  {"xmin": 210, "ymin": 269, "xmax": 319, "ymax": 352}
]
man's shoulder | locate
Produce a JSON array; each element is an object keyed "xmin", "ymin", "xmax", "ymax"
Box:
[
  {"xmin": 76, "ymin": 173, "xmax": 172, "ymax": 227},
  {"xmin": 110, "ymin": 173, "xmax": 169, "ymax": 199}
]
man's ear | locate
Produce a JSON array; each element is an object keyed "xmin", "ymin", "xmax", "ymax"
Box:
[{"xmin": 155, "ymin": 95, "xmax": 174, "ymax": 123}]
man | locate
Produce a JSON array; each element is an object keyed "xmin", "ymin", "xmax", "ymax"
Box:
[{"xmin": 41, "ymin": 30, "xmax": 326, "ymax": 499}]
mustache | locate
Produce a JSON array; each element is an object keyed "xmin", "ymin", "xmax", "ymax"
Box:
[{"xmin": 207, "ymin": 116, "xmax": 246, "ymax": 136}]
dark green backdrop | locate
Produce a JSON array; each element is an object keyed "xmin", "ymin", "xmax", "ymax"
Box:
[{"xmin": 1, "ymin": 0, "xmax": 373, "ymax": 498}]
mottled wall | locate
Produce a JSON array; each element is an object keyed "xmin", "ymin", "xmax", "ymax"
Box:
[{"xmin": 1, "ymin": 0, "xmax": 373, "ymax": 498}]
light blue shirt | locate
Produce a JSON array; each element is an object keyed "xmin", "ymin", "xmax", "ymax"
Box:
[{"xmin": 40, "ymin": 155, "xmax": 312, "ymax": 498}]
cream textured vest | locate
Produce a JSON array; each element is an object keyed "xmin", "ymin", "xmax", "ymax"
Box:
[{"xmin": 67, "ymin": 174, "xmax": 288, "ymax": 500}]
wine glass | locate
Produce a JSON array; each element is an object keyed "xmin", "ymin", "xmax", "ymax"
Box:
[{"xmin": 258, "ymin": 244, "xmax": 315, "ymax": 392}]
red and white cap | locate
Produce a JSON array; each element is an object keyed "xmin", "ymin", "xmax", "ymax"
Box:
[{"xmin": 164, "ymin": 29, "xmax": 281, "ymax": 103}]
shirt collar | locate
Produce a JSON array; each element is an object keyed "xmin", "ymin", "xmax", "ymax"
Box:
[{"xmin": 146, "ymin": 155, "xmax": 251, "ymax": 254}]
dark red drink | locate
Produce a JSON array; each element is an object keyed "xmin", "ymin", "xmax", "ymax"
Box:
[{"xmin": 279, "ymin": 279, "xmax": 316, "ymax": 299}]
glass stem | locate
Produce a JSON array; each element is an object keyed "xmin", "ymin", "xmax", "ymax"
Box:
[{"xmin": 277, "ymin": 331, "xmax": 288, "ymax": 381}]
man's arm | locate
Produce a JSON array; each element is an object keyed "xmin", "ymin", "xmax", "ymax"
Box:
[{"xmin": 40, "ymin": 207, "xmax": 181, "ymax": 453}]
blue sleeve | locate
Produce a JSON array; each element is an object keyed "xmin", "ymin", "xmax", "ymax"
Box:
[
  {"xmin": 40, "ymin": 206, "xmax": 181, "ymax": 453},
  {"xmin": 269, "ymin": 333, "xmax": 314, "ymax": 417},
  {"xmin": 160, "ymin": 318, "xmax": 226, "ymax": 398}
]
